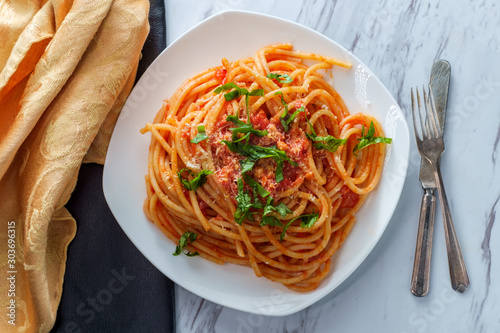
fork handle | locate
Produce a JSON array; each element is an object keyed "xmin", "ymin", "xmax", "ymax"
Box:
[
  {"xmin": 411, "ymin": 188, "xmax": 436, "ymax": 297},
  {"xmin": 434, "ymin": 159, "xmax": 470, "ymax": 292}
]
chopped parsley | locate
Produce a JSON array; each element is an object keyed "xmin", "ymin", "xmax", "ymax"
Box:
[
  {"xmin": 215, "ymin": 83, "xmax": 297, "ymax": 182},
  {"xmin": 260, "ymin": 197, "xmax": 293, "ymax": 227},
  {"xmin": 221, "ymin": 141, "xmax": 297, "ymax": 183},
  {"xmin": 263, "ymin": 197, "xmax": 293, "ymax": 218},
  {"xmin": 280, "ymin": 213, "xmax": 320, "ymax": 242},
  {"xmin": 214, "ymin": 82, "xmax": 264, "ymax": 119},
  {"xmin": 242, "ymin": 172, "xmax": 270, "ymax": 198},
  {"xmin": 267, "ymin": 72, "xmax": 293, "ymax": 84},
  {"xmin": 234, "ymin": 176, "xmax": 293, "ymax": 227},
  {"xmin": 298, "ymin": 213, "xmax": 320, "ymax": 228},
  {"xmin": 173, "ymin": 231, "xmax": 199, "ymax": 257},
  {"xmin": 190, "ymin": 125, "xmax": 208, "ymax": 143},
  {"xmin": 177, "ymin": 169, "xmax": 213, "ymax": 191},
  {"xmin": 233, "ymin": 174, "xmax": 318, "ymax": 242},
  {"xmin": 221, "ymin": 104, "xmax": 297, "ymax": 183},
  {"xmin": 305, "ymin": 114, "xmax": 347, "ymax": 152},
  {"xmin": 214, "ymin": 83, "xmax": 313, "ymax": 230},
  {"xmin": 234, "ymin": 178, "xmax": 265, "ymax": 225},
  {"xmin": 214, "ymin": 82, "xmax": 263, "ymax": 102},
  {"xmin": 353, "ymin": 121, "xmax": 392, "ymax": 153},
  {"xmin": 226, "ymin": 115, "xmax": 268, "ymax": 143},
  {"xmin": 260, "ymin": 216, "xmax": 283, "ymax": 227},
  {"xmin": 306, "ymin": 133, "xmax": 347, "ymax": 152},
  {"xmin": 274, "ymin": 91, "xmax": 305, "ymax": 131}
]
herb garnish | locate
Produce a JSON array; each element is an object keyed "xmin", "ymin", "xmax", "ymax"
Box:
[
  {"xmin": 305, "ymin": 115, "xmax": 347, "ymax": 152},
  {"xmin": 306, "ymin": 133, "xmax": 347, "ymax": 152},
  {"xmin": 260, "ymin": 215, "xmax": 284, "ymax": 227},
  {"xmin": 260, "ymin": 197, "xmax": 293, "ymax": 227},
  {"xmin": 234, "ymin": 178, "xmax": 266, "ymax": 225},
  {"xmin": 280, "ymin": 213, "xmax": 320, "ymax": 242},
  {"xmin": 298, "ymin": 213, "xmax": 320, "ymax": 228},
  {"xmin": 173, "ymin": 231, "xmax": 199, "ymax": 256},
  {"xmin": 233, "ymin": 174, "xmax": 319, "ymax": 240},
  {"xmin": 214, "ymin": 83, "xmax": 299, "ymax": 224},
  {"xmin": 267, "ymin": 73, "xmax": 293, "ymax": 84},
  {"xmin": 233, "ymin": 174, "xmax": 317, "ymax": 242},
  {"xmin": 221, "ymin": 109, "xmax": 297, "ymax": 182},
  {"xmin": 221, "ymin": 141, "xmax": 297, "ymax": 183},
  {"xmin": 215, "ymin": 83, "xmax": 297, "ymax": 182},
  {"xmin": 234, "ymin": 176, "xmax": 293, "ymax": 227},
  {"xmin": 274, "ymin": 91, "xmax": 305, "ymax": 131},
  {"xmin": 177, "ymin": 169, "xmax": 214, "ymax": 191},
  {"xmin": 242, "ymin": 172, "xmax": 270, "ymax": 198},
  {"xmin": 225, "ymin": 115, "xmax": 268, "ymax": 143},
  {"xmin": 214, "ymin": 82, "xmax": 264, "ymax": 119},
  {"xmin": 353, "ymin": 121, "xmax": 392, "ymax": 153},
  {"xmin": 191, "ymin": 125, "xmax": 208, "ymax": 143}
]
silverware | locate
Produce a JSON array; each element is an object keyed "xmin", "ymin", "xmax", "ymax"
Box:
[
  {"xmin": 411, "ymin": 85, "xmax": 470, "ymax": 294},
  {"xmin": 411, "ymin": 60, "xmax": 450, "ymax": 297}
]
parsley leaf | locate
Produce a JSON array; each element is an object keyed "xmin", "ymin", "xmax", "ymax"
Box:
[
  {"xmin": 249, "ymin": 89, "xmax": 265, "ymax": 96},
  {"xmin": 353, "ymin": 121, "xmax": 392, "ymax": 153},
  {"xmin": 267, "ymin": 73, "xmax": 293, "ymax": 84},
  {"xmin": 234, "ymin": 174, "xmax": 294, "ymax": 226},
  {"xmin": 306, "ymin": 133, "xmax": 347, "ymax": 152},
  {"xmin": 234, "ymin": 178, "xmax": 264, "ymax": 224},
  {"xmin": 305, "ymin": 112, "xmax": 317, "ymax": 136},
  {"xmin": 260, "ymin": 215, "xmax": 283, "ymax": 227},
  {"xmin": 299, "ymin": 213, "xmax": 320, "ymax": 228},
  {"xmin": 305, "ymin": 114, "xmax": 347, "ymax": 152},
  {"xmin": 259, "ymin": 197, "xmax": 292, "ymax": 227},
  {"xmin": 177, "ymin": 169, "xmax": 214, "ymax": 191},
  {"xmin": 274, "ymin": 91, "xmax": 305, "ymax": 132},
  {"xmin": 275, "ymin": 91, "xmax": 290, "ymax": 131},
  {"xmin": 222, "ymin": 140, "xmax": 297, "ymax": 183},
  {"xmin": 260, "ymin": 197, "xmax": 292, "ymax": 224},
  {"xmin": 280, "ymin": 213, "xmax": 320, "ymax": 242},
  {"xmin": 214, "ymin": 82, "xmax": 239, "ymax": 96},
  {"xmin": 287, "ymin": 107, "xmax": 305, "ymax": 127},
  {"xmin": 242, "ymin": 173, "xmax": 270, "ymax": 198},
  {"xmin": 214, "ymin": 82, "xmax": 264, "ymax": 119},
  {"xmin": 226, "ymin": 115, "xmax": 268, "ymax": 142},
  {"xmin": 215, "ymin": 82, "xmax": 299, "ymax": 182},
  {"xmin": 173, "ymin": 231, "xmax": 199, "ymax": 256},
  {"xmin": 239, "ymin": 159, "xmax": 255, "ymax": 173},
  {"xmin": 191, "ymin": 125, "xmax": 208, "ymax": 143},
  {"xmin": 250, "ymin": 144, "xmax": 297, "ymax": 183},
  {"xmin": 273, "ymin": 202, "xmax": 293, "ymax": 217}
]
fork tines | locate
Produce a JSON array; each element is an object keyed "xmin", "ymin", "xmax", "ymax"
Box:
[{"xmin": 411, "ymin": 85, "xmax": 442, "ymax": 141}]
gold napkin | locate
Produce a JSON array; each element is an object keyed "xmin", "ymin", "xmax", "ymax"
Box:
[{"xmin": 0, "ymin": 1, "xmax": 149, "ymax": 332}]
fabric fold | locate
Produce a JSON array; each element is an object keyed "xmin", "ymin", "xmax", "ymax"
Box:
[{"xmin": 0, "ymin": 1, "xmax": 149, "ymax": 332}]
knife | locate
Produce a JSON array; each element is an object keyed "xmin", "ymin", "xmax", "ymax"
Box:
[{"xmin": 411, "ymin": 60, "xmax": 451, "ymax": 297}]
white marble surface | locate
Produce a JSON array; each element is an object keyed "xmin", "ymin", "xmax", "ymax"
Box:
[{"xmin": 164, "ymin": 1, "xmax": 500, "ymax": 332}]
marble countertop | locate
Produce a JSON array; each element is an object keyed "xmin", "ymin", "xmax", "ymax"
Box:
[{"xmin": 165, "ymin": 1, "xmax": 500, "ymax": 332}]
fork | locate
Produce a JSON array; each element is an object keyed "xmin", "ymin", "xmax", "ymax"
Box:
[{"xmin": 411, "ymin": 85, "xmax": 470, "ymax": 293}]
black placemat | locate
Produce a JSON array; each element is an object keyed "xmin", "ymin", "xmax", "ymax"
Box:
[{"xmin": 51, "ymin": 1, "xmax": 172, "ymax": 332}]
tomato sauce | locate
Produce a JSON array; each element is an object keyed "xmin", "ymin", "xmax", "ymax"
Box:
[
  {"xmin": 250, "ymin": 110, "xmax": 270, "ymax": 130},
  {"xmin": 210, "ymin": 108, "xmax": 310, "ymax": 198},
  {"xmin": 339, "ymin": 185, "xmax": 359, "ymax": 208},
  {"xmin": 215, "ymin": 68, "xmax": 227, "ymax": 83}
]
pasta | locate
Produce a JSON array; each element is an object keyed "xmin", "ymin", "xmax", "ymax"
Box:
[{"xmin": 140, "ymin": 44, "xmax": 390, "ymax": 292}]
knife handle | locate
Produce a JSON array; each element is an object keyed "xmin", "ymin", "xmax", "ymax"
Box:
[
  {"xmin": 434, "ymin": 160, "xmax": 470, "ymax": 293},
  {"xmin": 411, "ymin": 188, "xmax": 436, "ymax": 297}
]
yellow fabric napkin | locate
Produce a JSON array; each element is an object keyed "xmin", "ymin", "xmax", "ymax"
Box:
[{"xmin": 0, "ymin": 1, "xmax": 149, "ymax": 332}]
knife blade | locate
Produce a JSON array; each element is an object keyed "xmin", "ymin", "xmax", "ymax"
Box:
[
  {"xmin": 420, "ymin": 61, "xmax": 450, "ymax": 187},
  {"xmin": 411, "ymin": 60, "xmax": 451, "ymax": 297}
]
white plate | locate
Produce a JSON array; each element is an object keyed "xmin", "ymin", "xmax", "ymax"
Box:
[{"xmin": 103, "ymin": 10, "xmax": 409, "ymax": 316}]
